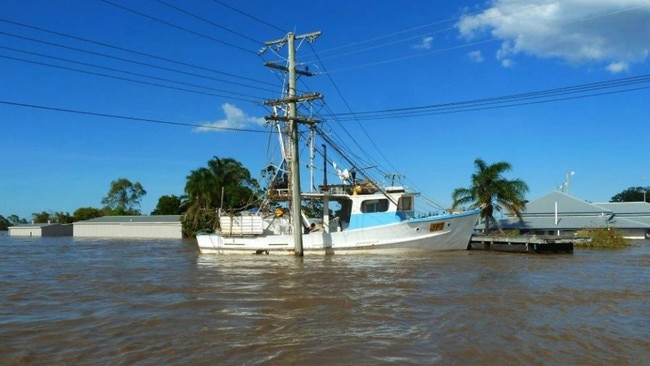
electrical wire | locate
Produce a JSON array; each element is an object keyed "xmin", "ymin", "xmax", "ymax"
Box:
[
  {"xmin": 0, "ymin": 45, "xmax": 269, "ymax": 101},
  {"xmin": 327, "ymin": 74, "xmax": 650, "ymax": 121},
  {"xmin": 210, "ymin": 0, "xmax": 286, "ymax": 34},
  {"xmin": 0, "ymin": 29, "xmax": 277, "ymax": 95},
  {"xmin": 0, "ymin": 53, "xmax": 261, "ymax": 103},
  {"xmin": 99, "ymin": 0, "xmax": 257, "ymax": 55},
  {"xmin": 0, "ymin": 99, "xmax": 268, "ymax": 133},
  {"xmin": 0, "ymin": 18, "xmax": 277, "ymax": 87},
  {"xmin": 153, "ymin": 0, "xmax": 263, "ymax": 45}
]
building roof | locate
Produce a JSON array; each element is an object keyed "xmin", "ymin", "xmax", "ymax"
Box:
[
  {"xmin": 522, "ymin": 191, "xmax": 612, "ymax": 216},
  {"xmin": 593, "ymin": 201, "xmax": 650, "ymax": 215},
  {"xmin": 498, "ymin": 215, "xmax": 650, "ymax": 230},
  {"xmin": 76, "ymin": 215, "xmax": 181, "ymax": 224},
  {"xmin": 495, "ymin": 191, "xmax": 650, "ymax": 231},
  {"xmin": 10, "ymin": 223, "xmax": 69, "ymax": 228}
]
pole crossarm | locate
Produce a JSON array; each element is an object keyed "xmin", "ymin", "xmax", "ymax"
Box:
[
  {"xmin": 262, "ymin": 31, "xmax": 322, "ymax": 50},
  {"xmin": 264, "ymin": 62, "xmax": 314, "ymax": 76},
  {"xmin": 264, "ymin": 115, "xmax": 321, "ymax": 124},
  {"xmin": 263, "ymin": 93, "xmax": 323, "ymax": 106}
]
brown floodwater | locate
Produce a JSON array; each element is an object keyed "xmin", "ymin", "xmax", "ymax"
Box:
[{"xmin": 1, "ymin": 235, "xmax": 649, "ymax": 365}]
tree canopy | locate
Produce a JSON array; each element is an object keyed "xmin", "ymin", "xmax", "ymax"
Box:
[
  {"xmin": 452, "ymin": 158, "xmax": 529, "ymax": 233},
  {"xmin": 73, "ymin": 207, "xmax": 104, "ymax": 221},
  {"xmin": 0, "ymin": 215, "xmax": 10, "ymax": 230},
  {"xmin": 610, "ymin": 186, "xmax": 650, "ymax": 202},
  {"xmin": 182, "ymin": 157, "xmax": 257, "ymax": 236},
  {"xmin": 151, "ymin": 195, "xmax": 185, "ymax": 215},
  {"xmin": 30, "ymin": 211, "xmax": 73, "ymax": 224},
  {"xmin": 101, "ymin": 178, "xmax": 147, "ymax": 215}
]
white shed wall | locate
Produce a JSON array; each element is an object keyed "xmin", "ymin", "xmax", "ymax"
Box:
[
  {"xmin": 9, "ymin": 226, "xmax": 43, "ymax": 237},
  {"xmin": 9, "ymin": 224, "xmax": 73, "ymax": 237},
  {"xmin": 74, "ymin": 222, "xmax": 182, "ymax": 239}
]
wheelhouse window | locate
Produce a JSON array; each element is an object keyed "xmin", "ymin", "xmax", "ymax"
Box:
[
  {"xmin": 361, "ymin": 199, "xmax": 389, "ymax": 213},
  {"xmin": 397, "ymin": 196, "xmax": 413, "ymax": 211}
]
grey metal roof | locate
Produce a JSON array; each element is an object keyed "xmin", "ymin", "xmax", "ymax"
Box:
[
  {"xmin": 76, "ymin": 215, "xmax": 181, "ymax": 224},
  {"xmin": 593, "ymin": 202, "xmax": 650, "ymax": 215},
  {"xmin": 522, "ymin": 191, "xmax": 612, "ymax": 216},
  {"xmin": 490, "ymin": 191, "xmax": 650, "ymax": 231},
  {"xmin": 10, "ymin": 223, "xmax": 65, "ymax": 228},
  {"xmin": 498, "ymin": 215, "xmax": 650, "ymax": 230}
]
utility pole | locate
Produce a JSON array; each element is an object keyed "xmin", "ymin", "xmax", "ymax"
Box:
[{"xmin": 261, "ymin": 31, "xmax": 322, "ymax": 256}]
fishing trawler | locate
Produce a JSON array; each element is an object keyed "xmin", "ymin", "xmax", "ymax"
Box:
[{"xmin": 196, "ymin": 32, "xmax": 479, "ymax": 255}]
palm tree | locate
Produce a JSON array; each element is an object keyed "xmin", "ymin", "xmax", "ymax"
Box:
[
  {"xmin": 452, "ymin": 158, "xmax": 529, "ymax": 233},
  {"xmin": 182, "ymin": 157, "xmax": 258, "ymax": 235}
]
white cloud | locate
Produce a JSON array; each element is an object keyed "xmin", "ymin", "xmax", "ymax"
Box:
[
  {"xmin": 607, "ymin": 61, "xmax": 630, "ymax": 73},
  {"xmin": 457, "ymin": 0, "xmax": 650, "ymax": 72},
  {"xmin": 413, "ymin": 36, "xmax": 434, "ymax": 50},
  {"xmin": 193, "ymin": 103, "xmax": 266, "ymax": 133},
  {"xmin": 468, "ymin": 50, "xmax": 484, "ymax": 63}
]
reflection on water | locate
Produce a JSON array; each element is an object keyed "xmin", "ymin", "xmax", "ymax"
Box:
[{"xmin": 1, "ymin": 236, "xmax": 649, "ymax": 365}]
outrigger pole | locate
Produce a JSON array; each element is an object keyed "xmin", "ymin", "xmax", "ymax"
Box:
[{"xmin": 261, "ymin": 31, "xmax": 322, "ymax": 256}]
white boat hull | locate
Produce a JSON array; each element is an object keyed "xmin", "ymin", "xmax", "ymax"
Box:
[{"xmin": 196, "ymin": 210, "xmax": 479, "ymax": 255}]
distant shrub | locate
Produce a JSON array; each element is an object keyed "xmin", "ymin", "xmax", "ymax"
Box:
[{"xmin": 575, "ymin": 228, "xmax": 629, "ymax": 249}]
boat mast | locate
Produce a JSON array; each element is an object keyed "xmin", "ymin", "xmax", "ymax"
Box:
[{"xmin": 262, "ymin": 31, "xmax": 322, "ymax": 256}]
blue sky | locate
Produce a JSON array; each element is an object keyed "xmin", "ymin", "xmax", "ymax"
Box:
[{"xmin": 1, "ymin": 0, "xmax": 649, "ymax": 219}]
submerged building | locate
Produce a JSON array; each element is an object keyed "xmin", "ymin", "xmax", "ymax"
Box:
[
  {"xmin": 73, "ymin": 215, "xmax": 183, "ymax": 239},
  {"xmin": 8, "ymin": 222, "xmax": 73, "ymax": 237},
  {"xmin": 495, "ymin": 191, "xmax": 650, "ymax": 239}
]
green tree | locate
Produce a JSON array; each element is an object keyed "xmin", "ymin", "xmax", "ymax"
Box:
[
  {"xmin": 151, "ymin": 195, "xmax": 185, "ymax": 215},
  {"xmin": 452, "ymin": 158, "xmax": 529, "ymax": 233},
  {"xmin": 182, "ymin": 157, "xmax": 257, "ymax": 236},
  {"xmin": 0, "ymin": 215, "xmax": 9, "ymax": 230},
  {"xmin": 32, "ymin": 211, "xmax": 52, "ymax": 223},
  {"xmin": 74, "ymin": 207, "xmax": 104, "ymax": 221},
  {"xmin": 54, "ymin": 212, "xmax": 74, "ymax": 224},
  {"xmin": 6, "ymin": 215, "xmax": 27, "ymax": 225},
  {"xmin": 101, "ymin": 178, "xmax": 147, "ymax": 215},
  {"xmin": 610, "ymin": 186, "xmax": 650, "ymax": 202}
]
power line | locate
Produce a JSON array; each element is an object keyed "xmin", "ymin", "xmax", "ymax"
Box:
[
  {"xmin": 0, "ymin": 18, "xmax": 276, "ymax": 87},
  {"xmin": 0, "ymin": 46, "xmax": 267, "ymax": 101},
  {"xmin": 99, "ymin": 0, "xmax": 257, "ymax": 55},
  {"xmin": 313, "ymin": 2, "xmax": 647, "ymax": 74},
  {"xmin": 153, "ymin": 0, "xmax": 263, "ymax": 45},
  {"xmin": 0, "ymin": 99, "xmax": 268, "ymax": 133},
  {"xmin": 321, "ymin": 38, "xmax": 498, "ymax": 74},
  {"xmin": 314, "ymin": 0, "xmax": 547, "ymax": 57},
  {"xmin": 0, "ymin": 54, "xmax": 261, "ymax": 103},
  {"xmin": 329, "ymin": 74, "xmax": 650, "ymax": 120},
  {"xmin": 307, "ymin": 43, "xmax": 398, "ymax": 176},
  {"xmin": 210, "ymin": 0, "xmax": 286, "ymax": 33},
  {"xmin": 0, "ymin": 29, "xmax": 277, "ymax": 94}
]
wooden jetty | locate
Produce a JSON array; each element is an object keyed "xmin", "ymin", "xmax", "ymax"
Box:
[{"xmin": 469, "ymin": 234, "xmax": 575, "ymax": 254}]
